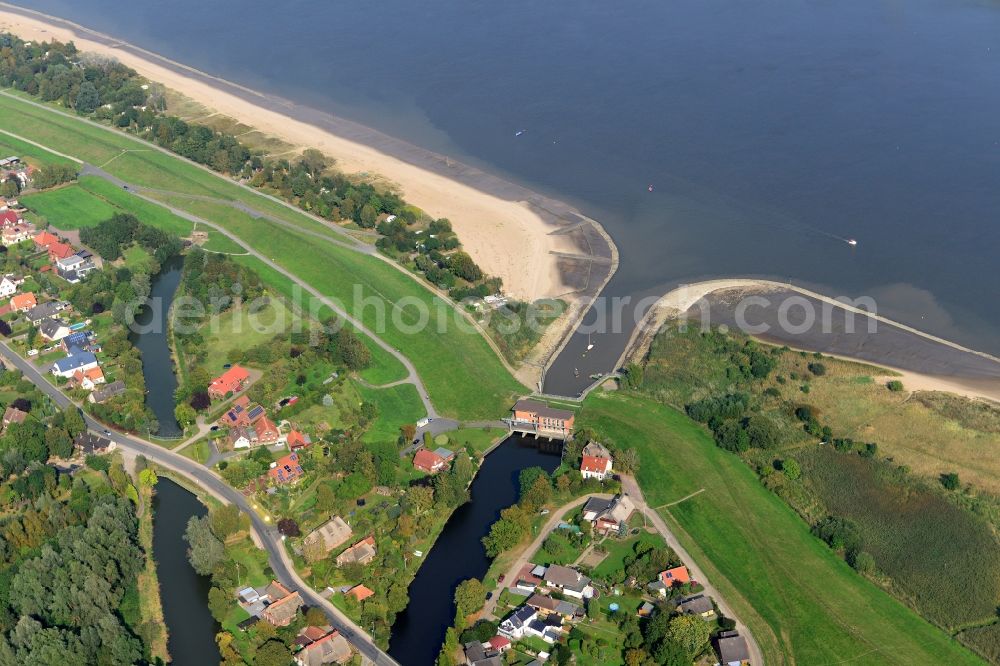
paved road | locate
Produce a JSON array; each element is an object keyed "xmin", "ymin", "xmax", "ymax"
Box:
[
  {"xmin": 79, "ymin": 162, "xmax": 438, "ymax": 421},
  {"xmin": 0, "ymin": 340, "xmax": 400, "ymax": 666},
  {"xmin": 482, "ymin": 493, "xmax": 612, "ymax": 618},
  {"xmin": 620, "ymin": 475, "xmax": 765, "ymax": 666}
]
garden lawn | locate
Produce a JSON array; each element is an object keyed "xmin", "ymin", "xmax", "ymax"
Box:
[
  {"xmin": 589, "ymin": 531, "xmax": 664, "ymax": 581},
  {"xmin": 355, "ymin": 380, "xmax": 426, "ymax": 443},
  {"xmin": 578, "ymin": 391, "xmax": 981, "ymax": 666}
]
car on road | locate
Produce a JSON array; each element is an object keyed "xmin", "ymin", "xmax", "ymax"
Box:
[
  {"xmin": 498, "ymin": 574, "xmax": 505, "ymax": 583},
  {"xmin": 103, "ymin": 430, "xmax": 112, "ymax": 436}
]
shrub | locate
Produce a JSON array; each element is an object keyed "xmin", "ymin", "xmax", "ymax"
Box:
[
  {"xmin": 849, "ymin": 550, "xmax": 877, "ymax": 576},
  {"xmin": 807, "ymin": 362, "xmax": 827, "ymax": 376},
  {"xmin": 781, "ymin": 458, "xmax": 801, "ymax": 480},
  {"xmin": 940, "ymin": 472, "xmax": 960, "ymax": 491},
  {"xmin": 886, "ymin": 380, "xmax": 904, "ymax": 392}
]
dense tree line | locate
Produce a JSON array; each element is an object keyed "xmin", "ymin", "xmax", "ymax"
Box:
[
  {"xmin": 79, "ymin": 213, "xmax": 182, "ymax": 264},
  {"xmin": 178, "ymin": 248, "xmax": 263, "ymax": 313}
]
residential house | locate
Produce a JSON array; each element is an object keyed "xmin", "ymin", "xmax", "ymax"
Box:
[
  {"xmin": 0, "ymin": 274, "xmax": 23, "ymax": 297},
  {"xmin": 526, "ymin": 594, "xmax": 583, "ymax": 620},
  {"xmin": 61, "ymin": 331, "xmax": 91, "ymax": 353},
  {"xmin": 582, "ymin": 494, "xmax": 635, "ymax": 535},
  {"xmin": 71, "ymin": 366, "xmax": 106, "ymax": 391},
  {"xmin": 229, "ymin": 425, "xmax": 255, "ymax": 449},
  {"xmin": 462, "ymin": 640, "xmax": 504, "ymax": 666},
  {"xmin": 261, "ymin": 581, "xmax": 303, "ymax": 627},
  {"xmin": 336, "ymin": 536, "xmax": 377, "ymax": 566},
  {"xmin": 218, "ymin": 395, "xmax": 252, "ymax": 427},
  {"xmin": 542, "ymin": 565, "xmax": 594, "ymax": 599},
  {"xmin": 208, "ymin": 364, "xmax": 251, "ymax": 399},
  {"xmin": 676, "ymin": 594, "xmax": 716, "ymax": 619},
  {"xmin": 2, "ymin": 405, "xmax": 27, "ymax": 434},
  {"xmin": 510, "ymin": 399, "xmax": 575, "ymax": 436},
  {"xmin": 412, "ymin": 448, "xmax": 448, "ymax": 474},
  {"xmin": 268, "ymin": 452, "xmax": 304, "ymax": 484},
  {"xmin": 524, "ymin": 614, "xmax": 565, "ymax": 644},
  {"xmin": 579, "ymin": 441, "xmax": 613, "ymax": 481},
  {"xmin": 25, "ymin": 301, "xmax": 67, "ymax": 325},
  {"xmin": 485, "ymin": 636, "xmax": 510, "ymax": 654},
  {"xmin": 55, "ymin": 253, "xmax": 97, "ymax": 283},
  {"xmin": 650, "ymin": 566, "xmax": 692, "ymax": 597},
  {"xmin": 303, "ymin": 516, "xmax": 353, "ymax": 555},
  {"xmin": 52, "ymin": 351, "xmax": 99, "ymax": 378},
  {"xmin": 287, "ymin": 429, "xmax": 312, "ymax": 450},
  {"xmin": 498, "ymin": 606, "xmax": 538, "ymax": 640},
  {"xmin": 294, "ymin": 627, "xmax": 352, "ymax": 666},
  {"xmin": 32, "ymin": 230, "xmax": 59, "ymax": 250},
  {"xmin": 47, "ymin": 241, "xmax": 75, "ymax": 264},
  {"xmin": 715, "ymin": 630, "xmax": 751, "ymax": 666},
  {"xmin": 254, "ymin": 415, "xmax": 280, "ymax": 445},
  {"xmin": 345, "ymin": 584, "xmax": 374, "ymax": 602},
  {"xmin": 433, "ymin": 446, "xmax": 455, "ymax": 462},
  {"xmin": 89, "ymin": 380, "xmax": 126, "ymax": 404},
  {"xmin": 39, "ymin": 318, "xmax": 72, "ymax": 342},
  {"xmin": 75, "ymin": 432, "xmax": 115, "ymax": 456},
  {"xmin": 581, "ymin": 496, "xmax": 613, "ymax": 522},
  {"xmin": 9, "ymin": 291, "xmax": 36, "ymax": 312},
  {"xmin": 1, "ymin": 220, "xmax": 34, "ymax": 246}
]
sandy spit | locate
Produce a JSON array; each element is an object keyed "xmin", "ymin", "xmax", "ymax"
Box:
[{"xmin": 0, "ymin": 7, "xmax": 580, "ymax": 302}]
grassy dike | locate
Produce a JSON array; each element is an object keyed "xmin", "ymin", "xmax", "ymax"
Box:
[
  {"xmin": 577, "ymin": 391, "xmax": 982, "ymax": 666},
  {"xmin": 136, "ymin": 481, "xmax": 170, "ymax": 663},
  {"xmin": 0, "ymin": 91, "xmax": 523, "ymax": 419}
]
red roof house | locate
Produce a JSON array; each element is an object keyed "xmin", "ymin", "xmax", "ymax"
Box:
[
  {"xmin": 0, "ymin": 210, "xmax": 19, "ymax": 225},
  {"xmin": 208, "ymin": 365, "xmax": 251, "ymax": 399},
  {"xmin": 286, "ymin": 429, "xmax": 312, "ymax": 450},
  {"xmin": 660, "ymin": 566, "xmax": 691, "ymax": 588},
  {"xmin": 255, "ymin": 415, "xmax": 280, "ymax": 444},
  {"xmin": 47, "ymin": 241, "xmax": 75, "ymax": 262},
  {"xmin": 346, "ymin": 584, "xmax": 374, "ymax": 602},
  {"xmin": 487, "ymin": 636, "xmax": 511, "ymax": 652},
  {"xmin": 412, "ymin": 448, "xmax": 447, "ymax": 474},
  {"xmin": 268, "ymin": 452, "xmax": 303, "ymax": 484},
  {"xmin": 33, "ymin": 230, "xmax": 58, "ymax": 249},
  {"xmin": 10, "ymin": 292, "xmax": 36, "ymax": 312}
]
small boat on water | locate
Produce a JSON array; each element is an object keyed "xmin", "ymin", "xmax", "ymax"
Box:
[
  {"xmin": 586, "ymin": 333, "xmax": 594, "ymax": 351},
  {"xmin": 574, "ymin": 367, "xmax": 580, "ymax": 378},
  {"xmin": 589, "ymin": 373, "xmax": 604, "ymax": 380},
  {"xmin": 847, "ymin": 238, "xmax": 858, "ymax": 246},
  {"xmin": 515, "ymin": 129, "xmax": 526, "ymax": 136}
]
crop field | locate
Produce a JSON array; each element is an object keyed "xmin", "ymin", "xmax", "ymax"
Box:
[
  {"xmin": 0, "ymin": 92, "xmax": 522, "ymax": 419},
  {"xmin": 578, "ymin": 391, "xmax": 980, "ymax": 666},
  {"xmin": 798, "ymin": 445, "xmax": 1000, "ymax": 630}
]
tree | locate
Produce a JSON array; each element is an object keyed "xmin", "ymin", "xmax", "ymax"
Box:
[
  {"xmin": 482, "ymin": 517, "xmax": 524, "ymax": 556},
  {"xmin": 521, "ymin": 475, "xmax": 552, "ymax": 510},
  {"xmin": 208, "ymin": 586, "xmax": 230, "ymax": 622},
  {"xmin": 44, "ymin": 427, "xmax": 74, "ymax": 459},
  {"xmin": 174, "ymin": 403, "xmax": 196, "ymax": 427},
  {"xmin": 277, "ymin": 518, "xmax": 300, "ymax": 537},
  {"xmin": 454, "ymin": 578, "xmax": 485, "ymax": 618},
  {"xmin": 75, "ymin": 81, "xmax": 100, "ymax": 114},
  {"xmin": 886, "ymin": 380, "xmax": 904, "ymax": 392},
  {"xmin": 745, "ymin": 414, "xmax": 779, "ymax": 449},
  {"xmin": 940, "ymin": 472, "xmax": 960, "ymax": 491},
  {"xmin": 305, "ymin": 606, "xmax": 328, "ymax": 626},
  {"xmin": 184, "ymin": 515, "xmax": 225, "ymax": 575},
  {"xmin": 138, "ymin": 468, "xmax": 158, "ymax": 487},
  {"xmin": 254, "ymin": 640, "xmax": 292, "ymax": 666},
  {"xmin": 666, "ymin": 614, "xmax": 711, "ymax": 659},
  {"xmin": 210, "ymin": 504, "xmax": 243, "ymax": 540}
]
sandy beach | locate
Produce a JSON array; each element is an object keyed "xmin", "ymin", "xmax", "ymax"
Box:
[{"xmin": 0, "ymin": 7, "xmax": 584, "ymax": 303}]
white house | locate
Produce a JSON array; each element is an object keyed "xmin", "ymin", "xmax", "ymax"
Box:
[
  {"xmin": 52, "ymin": 351, "xmax": 99, "ymax": 378},
  {"xmin": 39, "ymin": 318, "xmax": 72, "ymax": 342},
  {"xmin": 0, "ymin": 274, "xmax": 21, "ymax": 298},
  {"xmin": 579, "ymin": 441, "xmax": 613, "ymax": 481},
  {"xmin": 498, "ymin": 606, "xmax": 537, "ymax": 640},
  {"xmin": 542, "ymin": 565, "xmax": 594, "ymax": 600}
]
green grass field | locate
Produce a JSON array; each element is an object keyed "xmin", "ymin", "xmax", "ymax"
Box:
[
  {"xmin": 20, "ymin": 184, "xmax": 118, "ymax": 228},
  {"xmin": 0, "ymin": 133, "xmax": 75, "ymax": 167},
  {"xmin": 0, "ymin": 93, "xmax": 522, "ymax": 418},
  {"xmin": 355, "ymin": 380, "xmax": 427, "ymax": 443},
  {"xmin": 198, "ymin": 299, "xmax": 301, "ymax": 371},
  {"xmin": 578, "ymin": 391, "xmax": 981, "ymax": 666}
]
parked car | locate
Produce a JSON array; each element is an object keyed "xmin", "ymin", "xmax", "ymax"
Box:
[{"xmin": 26, "ymin": 349, "xmax": 38, "ymax": 357}]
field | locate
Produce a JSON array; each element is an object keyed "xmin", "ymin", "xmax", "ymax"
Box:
[
  {"xmin": 0, "ymin": 92, "xmax": 523, "ymax": 419},
  {"xmin": 577, "ymin": 391, "xmax": 981, "ymax": 665},
  {"xmin": 0, "ymin": 133, "xmax": 75, "ymax": 167},
  {"xmin": 20, "ymin": 184, "xmax": 118, "ymax": 228},
  {"xmin": 589, "ymin": 531, "xmax": 663, "ymax": 580},
  {"xmin": 798, "ymin": 445, "xmax": 1000, "ymax": 630},
  {"xmin": 198, "ymin": 299, "xmax": 302, "ymax": 371},
  {"xmin": 355, "ymin": 381, "xmax": 427, "ymax": 443}
]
